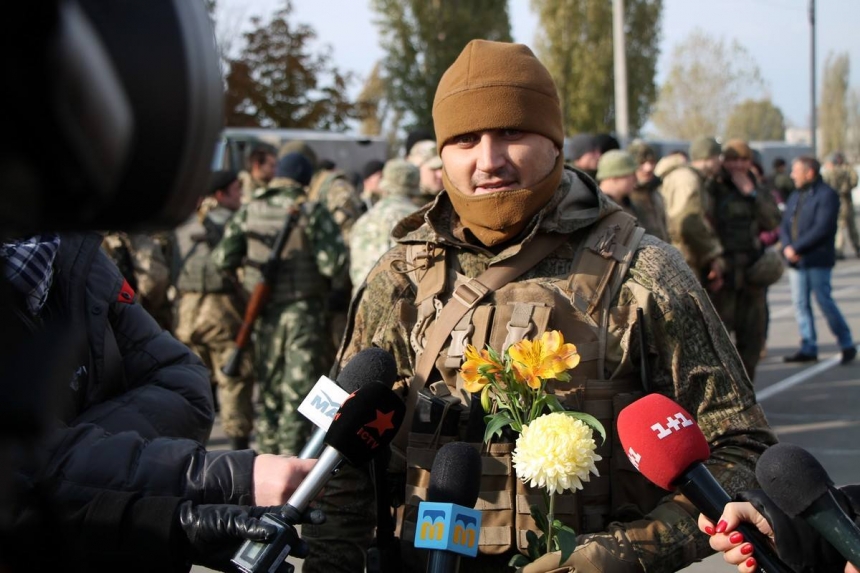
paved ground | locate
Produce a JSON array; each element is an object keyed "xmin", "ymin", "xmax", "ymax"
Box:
[{"xmin": 196, "ymin": 255, "xmax": 860, "ymax": 573}]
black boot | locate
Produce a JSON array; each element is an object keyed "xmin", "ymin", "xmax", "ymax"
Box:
[{"xmin": 229, "ymin": 436, "xmax": 250, "ymax": 450}]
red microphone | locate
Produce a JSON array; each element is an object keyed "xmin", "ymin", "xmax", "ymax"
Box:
[{"xmin": 617, "ymin": 394, "xmax": 791, "ymax": 573}]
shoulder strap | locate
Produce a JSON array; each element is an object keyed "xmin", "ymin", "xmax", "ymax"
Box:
[{"xmin": 390, "ymin": 232, "xmax": 569, "ymax": 463}]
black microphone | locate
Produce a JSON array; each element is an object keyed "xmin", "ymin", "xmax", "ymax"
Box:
[
  {"xmin": 756, "ymin": 443, "xmax": 860, "ymax": 569},
  {"xmin": 232, "ymin": 381, "xmax": 405, "ymax": 573},
  {"xmin": 419, "ymin": 442, "xmax": 483, "ymax": 573},
  {"xmin": 298, "ymin": 348, "xmax": 397, "ymax": 459},
  {"xmin": 617, "ymin": 394, "xmax": 792, "ymax": 573}
]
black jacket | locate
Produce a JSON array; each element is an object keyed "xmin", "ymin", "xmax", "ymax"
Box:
[{"xmin": 18, "ymin": 233, "xmax": 255, "ymax": 509}]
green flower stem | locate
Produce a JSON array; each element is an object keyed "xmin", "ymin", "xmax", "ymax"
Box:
[{"xmin": 546, "ymin": 491, "xmax": 556, "ymax": 556}]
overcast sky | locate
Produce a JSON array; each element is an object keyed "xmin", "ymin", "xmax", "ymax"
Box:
[{"xmin": 217, "ymin": 0, "xmax": 860, "ymax": 132}]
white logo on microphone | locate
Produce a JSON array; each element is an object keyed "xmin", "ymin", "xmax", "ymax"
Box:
[
  {"xmin": 650, "ymin": 412, "xmax": 694, "ymax": 440},
  {"xmin": 627, "ymin": 446, "xmax": 642, "ymax": 469}
]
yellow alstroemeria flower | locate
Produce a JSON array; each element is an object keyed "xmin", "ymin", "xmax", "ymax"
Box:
[
  {"xmin": 460, "ymin": 344, "xmax": 503, "ymax": 393},
  {"xmin": 509, "ymin": 330, "xmax": 580, "ymax": 389}
]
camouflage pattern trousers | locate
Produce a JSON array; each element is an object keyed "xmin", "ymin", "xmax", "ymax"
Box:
[
  {"xmin": 254, "ymin": 297, "xmax": 334, "ymax": 455},
  {"xmin": 836, "ymin": 197, "xmax": 860, "ymax": 256},
  {"xmin": 175, "ymin": 293, "xmax": 255, "ymax": 439},
  {"xmin": 710, "ymin": 285, "xmax": 767, "ymax": 381}
]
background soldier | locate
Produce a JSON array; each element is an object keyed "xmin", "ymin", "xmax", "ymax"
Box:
[
  {"xmin": 659, "ymin": 136, "xmax": 725, "ymax": 291},
  {"xmin": 405, "ymin": 139, "xmax": 444, "ymax": 207},
  {"xmin": 771, "ymin": 157, "xmax": 796, "ymax": 203},
  {"xmin": 627, "ymin": 140, "xmax": 669, "ymax": 241},
  {"xmin": 706, "ymin": 139, "xmax": 782, "ymax": 380},
  {"xmin": 239, "ymin": 143, "xmax": 278, "ymax": 204},
  {"xmin": 174, "ymin": 170, "xmax": 255, "ymax": 450},
  {"xmin": 212, "ymin": 153, "xmax": 347, "ymax": 456},
  {"xmin": 823, "ymin": 151, "xmax": 860, "ymax": 259}
]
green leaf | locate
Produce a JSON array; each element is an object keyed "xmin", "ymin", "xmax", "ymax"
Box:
[
  {"xmin": 526, "ymin": 529, "xmax": 542, "ymax": 561},
  {"xmin": 483, "ymin": 412, "xmax": 514, "ymax": 443},
  {"xmin": 544, "ymin": 393, "xmax": 566, "ymax": 413},
  {"xmin": 563, "ymin": 411, "xmax": 607, "ymax": 444},
  {"xmin": 529, "ymin": 503, "xmax": 549, "ymax": 533},
  {"xmin": 508, "ymin": 554, "xmax": 531, "ymax": 569},
  {"xmin": 556, "ymin": 527, "xmax": 577, "ymax": 564}
]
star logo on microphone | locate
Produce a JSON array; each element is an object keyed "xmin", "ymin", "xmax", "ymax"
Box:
[{"xmin": 365, "ymin": 409, "xmax": 395, "ymax": 436}]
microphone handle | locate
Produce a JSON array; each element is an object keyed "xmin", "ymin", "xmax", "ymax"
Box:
[
  {"xmin": 804, "ymin": 490, "xmax": 860, "ymax": 568},
  {"xmin": 298, "ymin": 427, "xmax": 326, "ymax": 459},
  {"xmin": 280, "ymin": 446, "xmax": 343, "ymax": 524},
  {"xmin": 677, "ymin": 464, "xmax": 793, "ymax": 573},
  {"xmin": 426, "ymin": 550, "xmax": 460, "ymax": 573}
]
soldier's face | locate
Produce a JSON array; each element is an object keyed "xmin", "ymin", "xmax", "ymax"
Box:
[
  {"xmin": 636, "ymin": 161, "xmax": 655, "ymax": 184},
  {"xmin": 419, "ymin": 164, "xmax": 444, "ymax": 193},
  {"xmin": 255, "ymin": 154, "xmax": 277, "ymax": 183},
  {"xmin": 791, "ymin": 161, "xmax": 814, "ymax": 187},
  {"xmin": 218, "ymin": 180, "xmax": 243, "ymax": 211},
  {"xmin": 440, "ymin": 129, "xmax": 559, "ymax": 196}
]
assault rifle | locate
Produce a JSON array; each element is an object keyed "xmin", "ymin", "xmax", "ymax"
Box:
[{"xmin": 222, "ymin": 205, "xmax": 302, "ymax": 376}]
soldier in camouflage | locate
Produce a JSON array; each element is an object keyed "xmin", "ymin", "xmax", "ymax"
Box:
[
  {"xmin": 822, "ymin": 151, "xmax": 860, "ymax": 259},
  {"xmin": 238, "ymin": 143, "xmax": 277, "ymax": 204},
  {"xmin": 101, "ymin": 232, "xmax": 173, "ymax": 331},
  {"xmin": 211, "ymin": 153, "xmax": 348, "ymax": 455},
  {"xmin": 349, "ymin": 159, "xmax": 420, "ymax": 292},
  {"xmin": 303, "ymin": 40, "xmax": 776, "ymax": 573},
  {"xmin": 659, "ymin": 136, "xmax": 725, "ymax": 291},
  {"xmin": 406, "ymin": 139, "xmax": 444, "ymax": 207},
  {"xmin": 627, "ymin": 140, "xmax": 669, "ymax": 242},
  {"xmin": 705, "ymin": 139, "xmax": 782, "ymax": 381},
  {"xmin": 174, "ymin": 170, "xmax": 255, "ymax": 450}
]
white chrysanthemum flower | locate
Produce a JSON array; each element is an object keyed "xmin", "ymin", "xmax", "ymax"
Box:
[{"xmin": 512, "ymin": 412, "xmax": 602, "ymax": 495}]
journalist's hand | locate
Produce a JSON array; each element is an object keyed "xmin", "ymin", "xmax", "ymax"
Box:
[{"xmin": 253, "ymin": 455, "xmax": 317, "ymax": 505}]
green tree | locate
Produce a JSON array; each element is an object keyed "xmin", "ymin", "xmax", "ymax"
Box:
[
  {"xmin": 531, "ymin": 0, "xmax": 662, "ymax": 136},
  {"xmin": 224, "ymin": 0, "xmax": 355, "ymax": 129},
  {"xmin": 820, "ymin": 52, "xmax": 850, "ymax": 158},
  {"xmin": 724, "ymin": 99, "xmax": 786, "ymax": 141},
  {"xmin": 371, "ymin": 0, "xmax": 512, "ymax": 132},
  {"xmin": 356, "ymin": 62, "xmax": 387, "ymax": 137},
  {"xmin": 651, "ymin": 29, "xmax": 764, "ymax": 140}
]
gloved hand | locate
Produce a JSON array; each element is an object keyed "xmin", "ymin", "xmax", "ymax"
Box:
[
  {"xmin": 178, "ymin": 502, "xmax": 324, "ymax": 572},
  {"xmin": 520, "ymin": 535, "xmax": 642, "ymax": 573}
]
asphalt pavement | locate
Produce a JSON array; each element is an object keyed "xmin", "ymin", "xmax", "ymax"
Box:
[{"xmin": 197, "ymin": 254, "xmax": 860, "ymax": 573}]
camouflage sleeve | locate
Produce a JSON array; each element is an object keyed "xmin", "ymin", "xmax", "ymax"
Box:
[
  {"xmin": 326, "ymin": 179, "xmax": 364, "ymax": 243},
  {"xmin": 305, "ymin": 201, "xmax": 348, "ymax": 280},
  {"xmin": 666, "ymin": 169, "xmax": 723, "ymax": 267},
  {"xmin": 850, "ymin": 167, "xmax": 859, "ymax": 190},
  {"xmin": 571, "ymin": 237, "xmax": 777, "ymax": 573},
  {"xmin": 754, "ymin": 184, "xmax": 782, "ymax": 232},
  {"xmin": 303, "ymin": 250, "xmax": 417, "ymax": 573},
  {"xmin": 127, "ymin": 234, "xmax": 170, "ymax": 306},
  {"xmin": 210, "ymin": 205, "xmax": 247, "ymax": 272}
]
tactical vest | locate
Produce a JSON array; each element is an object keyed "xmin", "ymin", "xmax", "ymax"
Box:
[
  {"xmin": 396, "ymin": 212, "xmax": 667, "ymax": 556},
  {"xmin": 243, "ymin": 188, "xmax": 329, "ymax": 303},
  {"xmin": 710, "ymin": 182, "xmax": 759, "ymax": 255},
  {"xmin": 175, "ymin": 207, "xmax": 232, "ymax": 294}
]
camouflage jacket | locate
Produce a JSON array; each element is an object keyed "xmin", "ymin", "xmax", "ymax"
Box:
[
  {"xmin": 308, "ymin": 169, "xmax": 365, "ymax": 245},
  {"xmin": 211, "ymin": 180, "xmax": 348, "ymax": 297},
  {"xmin": 348, "ymin": 195, "xmax": 418, "ymax": 291},
  {"xmin": 303, "ymin": 168, "xmax": 776, "ymax": 573},
  {"xmin": 659, "ymin": 163, "xmax": 724, "ymax": 274},
  {"xmin": 631, "ymin": 177, "xmax": 669, "ymax": 242},
  {"xmin": 823, "ymin": 165, "xmax": 859, "ymax": 200}
]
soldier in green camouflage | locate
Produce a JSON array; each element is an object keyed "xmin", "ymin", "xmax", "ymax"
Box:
[
  {"xmin": 303, "ymin": 40, "xmax": 776, "ymax": 573},
  {"xmin": 406, "ymin": 139, "xmax": 444, "ymax": 207},
  {"xmin": 174, "ymin": 171, "xmax": 255, "ymax": 450},
  {"xmin": 238, "ymin": 143, "xmax": 277, "ymax": 204},
  {"xmin": 705, "ymin": 139, "xmax": 782, "ymax": 381},
  {"xmin": 211, "ymin": 153, "xmax": 348, "ymax": 455},
  {"xmin": 349, "ymin": 159, "xmax": 420, "ymax": 292},
  {"xmin": 822, "ymin": 151, "xmax": 860, "ymax": 258},
  {"xmin": 627, "ymin": 140, "xmax": 669, "ymax": 242}
]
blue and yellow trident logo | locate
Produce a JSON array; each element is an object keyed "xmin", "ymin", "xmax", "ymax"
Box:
[{"xmin": 414, "ymin": 502, "xmax": 481, "ymax": 557}]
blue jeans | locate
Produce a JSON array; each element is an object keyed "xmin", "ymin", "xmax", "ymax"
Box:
[{"xmin": 788, "ymin": 267, "xmax": 854, "ymax": 355}]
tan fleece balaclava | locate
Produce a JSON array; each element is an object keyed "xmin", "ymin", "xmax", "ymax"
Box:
[{"xmin": 433, "ymin": 40, "xmax": 565, "ymax": 247}]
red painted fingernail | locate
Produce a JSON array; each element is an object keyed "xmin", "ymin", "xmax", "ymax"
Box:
[
  {"xmin": 730, "ymin": 532, "xmax": 744, "ymax": 544},
  {"xmin": 741, "ymin": 543, "xmax": 754, "ymax": 555},
  {"xmin": 746, "ymin": 557, "xmax": 757, "ymax": 568},
  {"xmin": 716, "ymin": 520, "xmax": 728, "ymax": 533},
  {"xmin": 704, "ymin": 525, "xmax": 715, "ymax": 535}
]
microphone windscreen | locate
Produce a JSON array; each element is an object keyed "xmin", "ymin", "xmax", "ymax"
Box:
[
  {"xmin": 324, "ymin": 381, "xmax": 405, "ymax": 466},
  {"xmin": 617, "ymin": 393, "xmax": 710, "ymax": 490},
  {"xmin": 428, "ymin": 442, "xmax": 482, "ymax": 507},
  {"xmin": 756, "ymin": 443, "xmax": 833, "ymax": 518},
  {"xmin": 337, "ymin": 347, "xmax": 398, "ymax": 393}
]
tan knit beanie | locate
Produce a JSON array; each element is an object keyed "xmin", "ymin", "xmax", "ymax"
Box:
[{"xmin": 433, "ymin": 40, "xmax": 564, "ymax": 150}]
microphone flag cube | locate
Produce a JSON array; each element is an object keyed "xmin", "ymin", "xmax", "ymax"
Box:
[
  {"xmin": 297, "ymin": 375, "xmax": 349, "ymax": 431},
  {"xmin": 414, "ymin": 502, "xmax": 481, "ymax": 558}
]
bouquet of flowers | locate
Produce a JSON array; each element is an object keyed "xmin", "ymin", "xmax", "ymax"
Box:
[{"xmin": 459, "ymin": 330, "xmax": 604, "ymax": 568}]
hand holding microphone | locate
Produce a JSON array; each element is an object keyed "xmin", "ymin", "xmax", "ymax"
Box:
[{"xmin": 617, "ymin": 393, "xmax": 792, "ymax": 573}]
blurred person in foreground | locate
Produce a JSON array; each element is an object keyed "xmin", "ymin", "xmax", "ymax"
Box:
[
  {"xmin": 823, "ymin": 151, "xmax": 860, "ymax": 260},
  {"xmin": 705, "ymin": 139, "xmax": 782, "ymax": 380},
  {"xmin": 174, "ymin": 170, "xmax": 255, "ymax": 450},
  {"xmin": 302, "ymin": 39, "xmax": 776, "ymax": 573},
  {"xmin": 658, "ymin": 137, "xmax": 725, "ymax": 291},
  {"xmin": 212, "ymin": 153, "xmax": 348, "ymax": 455},
  {"xmin": 781, "ymin": 156, "xmax": 856, "ymax": 365},
  {"xmin": 627, "ymin": 140, "xmax": 669, "ymax": 241},
  {"xmin": 349, "ymin": 159, "xmax": 420, "ymax": 293}
]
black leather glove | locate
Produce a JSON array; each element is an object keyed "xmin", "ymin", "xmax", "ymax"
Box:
[{"xmin": 178, "ymin": 502, "xmax": 307, "ymax": 572}]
